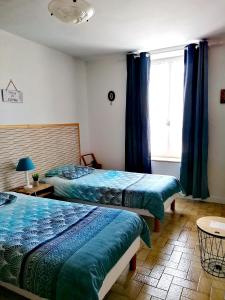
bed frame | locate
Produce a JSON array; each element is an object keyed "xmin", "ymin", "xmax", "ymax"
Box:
[
  {"xmin": 59, "ymin": 194, "xmax": 178, "ymax": 232},
  {"xmin": 0, "ymin": 237, "xmax": 140, "ymax": 300}
]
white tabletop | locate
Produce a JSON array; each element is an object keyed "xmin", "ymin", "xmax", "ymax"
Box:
[{"xmin": 197, "ymin": 216, "xmax": 225, "ymax": 238}]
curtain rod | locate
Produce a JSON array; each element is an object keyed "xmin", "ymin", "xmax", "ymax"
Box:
[
  {"xmin": 149, "ymin": 45, "xmax": 184, "ymax": 55},
  {"xmin": 151, "ymin": 40, "xmax": 225, "ymax": 54},
  {"xmin": 129, "ymin": 38, "xmax": 225, "ymax": 55},
  {"xmin": 208, "ymin": 39, "xmax": 225, "ymax": 47},
  {"xmin": 127, "ymin": 46, "xmax": 184, "ymax": 56}
]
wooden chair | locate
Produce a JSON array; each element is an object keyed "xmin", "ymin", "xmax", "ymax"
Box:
[{"xmin": 81, "ymin": 153, "xmax": 102, "ymax": 169}]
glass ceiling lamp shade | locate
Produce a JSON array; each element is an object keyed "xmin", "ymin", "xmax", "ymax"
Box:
[
  {"xmin": 48, "ymin": 0, "xmax": 95, "ymax": 24},
  {"xmin": 16, "ymin": 157, "xmax": 35, "ymax": 189}
]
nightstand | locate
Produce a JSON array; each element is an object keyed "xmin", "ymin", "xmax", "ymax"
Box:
[{"xmin": 11, "ymin": 183, "xmax": 54, "ymax": 198}]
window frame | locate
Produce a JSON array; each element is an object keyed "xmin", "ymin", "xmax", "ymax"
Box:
[{"xmin": 149, "ymin": 52, "xmax": 184, "ymax": 163}]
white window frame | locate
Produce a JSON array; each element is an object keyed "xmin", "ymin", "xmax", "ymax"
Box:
[{"xmin": 149, "ymin": 51, "xmax": 184, "ymax": 163}]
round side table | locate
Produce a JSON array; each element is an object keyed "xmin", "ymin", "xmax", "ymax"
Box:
[{"xmin": 197, "ymin": 216, "xmax": 225, "ymax": 278}]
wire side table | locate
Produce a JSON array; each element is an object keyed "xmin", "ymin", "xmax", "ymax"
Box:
[{"xmin": 197, "ymin": 216, "xmax": 225, "ymax": 278}]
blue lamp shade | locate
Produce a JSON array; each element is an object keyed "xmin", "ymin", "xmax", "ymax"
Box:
[{"xmin": 16, "ymin": 157, "xmax": 35, "ymax": 172}]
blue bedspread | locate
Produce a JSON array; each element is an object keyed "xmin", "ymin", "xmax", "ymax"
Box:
[
  {"xmin": 0, "ymin": 193, "xmax": 150, "ymax": 300},
  {"xmin": 44, "ymin": 169, "xmax": 182, "ymax": 220}
]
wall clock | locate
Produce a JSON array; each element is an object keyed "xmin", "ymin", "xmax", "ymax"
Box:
[{"xmin": 108, "ymin": 91, "xmax": 115, "ymax": 105}]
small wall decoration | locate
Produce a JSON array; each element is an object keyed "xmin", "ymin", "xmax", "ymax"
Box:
[
  {"xmin": 220, "ymin": 89, "xmax": 225, "ymax": 104},
  {"xmin": 108, "ymin": 91, "xmax": 115, "ymax": 105},
  {"xmin": 1, "ymin": 80, "xmax": 23, "ymax": 103}
]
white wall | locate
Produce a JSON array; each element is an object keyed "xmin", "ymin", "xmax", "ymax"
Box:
[
  {"xmin": 152, "ymin": 161, "xmax": 180, "ymax": 178},
  {"xmin": 208, "ymin": 44, "xmax": 225, "ymax": 203},
  {"xmin": 87, "ymin": 48, "xmax": 225, "ymax": 203},
  {"xmin": 87, "ymin": 54, "xmax": 180, "ymax": 177},
  {"xmin": 87, "ymin": 55, "xmax": 126, "ymax": 170},
  {"xmin": 0, "ymin": 29, "xmax": 90, "ymax": 153}
]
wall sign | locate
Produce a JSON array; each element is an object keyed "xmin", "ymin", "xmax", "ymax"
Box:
[{"xmin": 1, "ymin": 80, "xmax": 23, "ymax": 103}]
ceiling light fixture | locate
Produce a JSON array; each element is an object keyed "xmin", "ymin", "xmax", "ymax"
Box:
[{"xmin": 48, "ymin": 0, "xmax": 95, "ymax": 24}]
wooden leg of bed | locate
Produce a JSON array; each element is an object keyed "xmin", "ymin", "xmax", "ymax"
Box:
[
  {"xmin": 129, "ymin": 255, "xmax": 136, "ymax": 271},
  {"xmin": 154, "ymin": 218, "xmax": 160, "ymax": 232},
  {"xmin": 171, "ymin": 200, "xmax": 175, "ymax": 212}
]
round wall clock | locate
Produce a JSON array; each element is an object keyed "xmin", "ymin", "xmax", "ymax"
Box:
[{"xmin": 108, "ymin": 91, "xmax": 115, "ymax": 104}]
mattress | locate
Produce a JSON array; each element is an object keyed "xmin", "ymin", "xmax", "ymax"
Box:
[
  {"xmin": 0, "ymin": 192, "xmax": 149, "ymax": 300},
  {"xmin": 44, "ymin": 169, "xmax": 182, "ymax": 220}
]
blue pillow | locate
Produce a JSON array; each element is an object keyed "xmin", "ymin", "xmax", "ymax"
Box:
[
  {"xmin": 45, "ymin": 165, "xmax": 94, "ymax": 179},
  {"xmin": 0, "ymin": 193, "xmax": 17, "ymax": 207},
  {"xmin": 62, "ymin": 166, "xmax": 93, "ymax": 180},
  {"xmin": 45, "ymin": 164, "xmax": 74, "ymax": 177}
]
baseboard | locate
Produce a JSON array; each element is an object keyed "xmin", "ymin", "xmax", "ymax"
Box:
[
  {"xmin": 204, "ymin": 196, "xmax": 225, "ymax": 204},
  {"xmin": 179, "ymin": 195, "xmax": 225, "ymax": 204}
]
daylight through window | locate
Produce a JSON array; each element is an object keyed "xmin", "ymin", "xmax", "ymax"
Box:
[{"xmin": 149, "ymin": 51, "xmax": 184, "ymax": 161}]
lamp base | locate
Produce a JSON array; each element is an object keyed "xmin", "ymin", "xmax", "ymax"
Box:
[
  {"xmin": 24, "ymin": 171, "xmax": 33, "ymax": 190},
  {"xmin": 24, "ymin": 184, "xmax": 33, "ymax": 190}
]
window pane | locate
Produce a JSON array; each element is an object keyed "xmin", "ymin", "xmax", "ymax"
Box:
[
  {"xmin": 169, "ymin": 58, "xmax": 184, "ymax": 158},
  {"xmin": 149, "ymin": 54, "xmax": 184, "ymax": 159},
  {"xmin": 150, "ymin": 61, "xmax": 170, "ymax": 158}
]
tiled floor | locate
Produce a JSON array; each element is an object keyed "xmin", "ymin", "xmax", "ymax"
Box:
[{"xmin": 105, "ymin": 198, "xmax": 225, "ymax": 300}]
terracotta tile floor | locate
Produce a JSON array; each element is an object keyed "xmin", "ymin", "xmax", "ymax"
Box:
[{"xmin": 105, "ymin": 198, "xmax": 225, "ymax": 300}]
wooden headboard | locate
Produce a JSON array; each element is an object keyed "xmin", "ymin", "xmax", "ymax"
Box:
[{"xmin": 0, "ymin": 123, "xmax": 80, "ymax": 191}]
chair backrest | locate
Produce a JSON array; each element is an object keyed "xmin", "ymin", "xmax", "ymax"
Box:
[{"xmin": 81, "ymin": 153, "xmax": 97, "ymax": 166}]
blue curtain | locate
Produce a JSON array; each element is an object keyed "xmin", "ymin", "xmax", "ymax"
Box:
[
  {"xmin": 180, "ymin": 41, "xmax": 209, "ymax": 199},
  {"xmin": 125, "ymin": 52, "xmax": 152, "ymax": 173}
]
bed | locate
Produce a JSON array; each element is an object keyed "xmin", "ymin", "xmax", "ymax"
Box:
[
  {"xmin": 0, "ymin": 192, "xmax": 150, "ymax": 300},
  {"xmin": 43, "ymin": 167, "xmax": 182, "ymax": 232}
]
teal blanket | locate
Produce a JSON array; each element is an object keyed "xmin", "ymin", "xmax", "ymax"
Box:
[
  {"xmin": 0, "ymin": 193, "xmax": 150, "ymax": 300},
  {"xmin": 44, "ymin": 169, "xmax": 182, "ymax": 220}
]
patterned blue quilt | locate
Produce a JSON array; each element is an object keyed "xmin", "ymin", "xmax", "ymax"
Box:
[
  {"xmin": 0, "ymin": 193, "xmax": 150, "ymax": 300},
  {"xmin": 44, "ymin": 169, "xmax": 182, "ymax": 220}
]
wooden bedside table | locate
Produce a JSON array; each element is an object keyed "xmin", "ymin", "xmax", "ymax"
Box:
[{"xmin": 11, "ymin": 183, "xmax": 54, "ymax": 198}]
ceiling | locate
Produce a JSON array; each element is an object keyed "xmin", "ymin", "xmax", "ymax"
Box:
[{"xmin": 0, "ymin": 0, "xmax": 225, "ymax": 59}]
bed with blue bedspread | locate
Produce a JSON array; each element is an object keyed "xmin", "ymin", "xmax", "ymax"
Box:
[
  {"xmin": 44, "ymin": 167, "xmax": 182, "ymax": 221},
  {"xmin": 0, "ymin": 192, "xmax": 150, "ymax": 300}
]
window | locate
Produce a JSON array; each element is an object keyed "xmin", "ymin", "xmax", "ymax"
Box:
[{"xmin": 149, "ymin": 51, "xmax": 184, "ymax": 161}]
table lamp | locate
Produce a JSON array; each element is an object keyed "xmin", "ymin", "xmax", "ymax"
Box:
[{"xmin": 16, "ymin": 157, "xmax": 35, "ymax": 189}]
